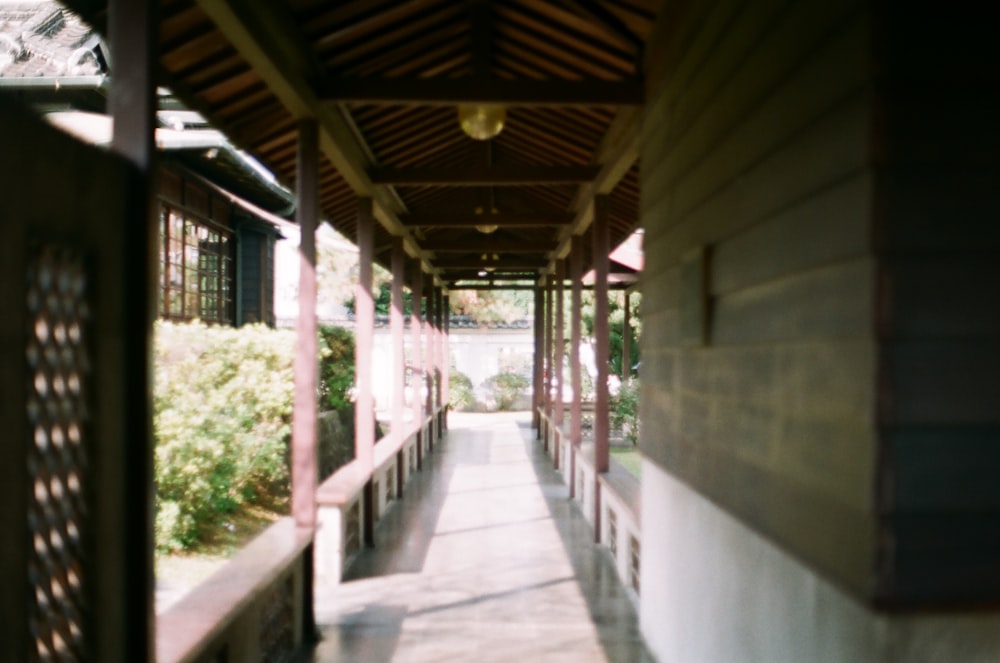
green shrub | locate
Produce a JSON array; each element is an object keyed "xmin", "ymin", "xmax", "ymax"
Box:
[
  {"xmin": 318, "ymin": 324, "xmax": 355, "ymax": 411},
  {"xmin": 610, "ymin": 378, "xmax": 640, "ymax": 446},
  {"xmin": 483, "ymin": 371, "xmax": 530, "ymax": 411},
  {"xmin": 449, "ymin": 369, "xmax": 475, "ymax": 411},
  {"xmin": 154, "ymin": 321, "xmax": 295, "ymax": 552}
]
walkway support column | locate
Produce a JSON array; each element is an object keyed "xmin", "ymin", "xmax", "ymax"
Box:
[
  {"xmin": 570, "ymin": 235, "xmax": 583, "ymax": 499},
  {"xmin": 410, "ymin": 262, "xmax": 424, "ymax": 468},
  {"xmin": 622, "ymin": 290, "xmax": 632, "ymax": 382},
  {"xmin": 554, "ymin": 259, "xmax": 565, "ymax": 430},
  {"xmin": 292, "ymin": 120, "xmax": 319, "ymax": 530},
  {"xmin": 391, "ymin": 237, "xmax": 406, "ymax": 494},
  {"xmin": 533, "ymin": 285, "xmax": 544, "ymax": 436},
  {"xmin": 424, "ymin": 281, "xmax": 435, "ymax": 449},
  {"xmin": 593, "ymin": 196, "xmax": 611, "ymax": 543},
  {"xmin": 108, "ymin": 0, "xmax": 157, "ymax": 658},
  {"xmin": 570, "ymin": 235, "xmax": 583, "ymax": 447},
  {"xmin": 542, "ymin": 276, "xmax": 553, "ymax": 451},
  {"xmin": 442, "ymin": 292, "xmax": 450, "ymax": 431},
  {"xmin": 356, "ymin": 197, "xmax": 376, "ymax": 547},
  {"xmin": 435, "ymin": 286, "xmax": 445, "ymax": 439}
]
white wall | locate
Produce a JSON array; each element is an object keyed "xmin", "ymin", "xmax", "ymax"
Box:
[{"xmin": 640, "ymin": 460, "xmax": 1000, "ymax": 663}]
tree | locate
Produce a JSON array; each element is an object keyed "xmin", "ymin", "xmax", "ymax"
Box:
[{"xmin": 580, "ymin": 290, "xmax": 641, "ymax": 377}]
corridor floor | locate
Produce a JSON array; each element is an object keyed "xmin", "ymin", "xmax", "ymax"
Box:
[{"xmin": 307, "ymin": 411, "xmax": 652, "ymax": 662}]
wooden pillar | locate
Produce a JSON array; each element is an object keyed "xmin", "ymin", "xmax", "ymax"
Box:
[
  {"xmin": 442, "ymin": 292, "xmax": 450, "ymax": 431},
  {"xmin": 435, "ymin": 286, "xmax": 444, "ymax": 439},
  {"xmin": 593, "ymin": 196, "xmax": 611, "ymax": 475},
  {"xmin": 292, "ymin": 120, "xmax": 319, "ymax": 530},
  {"xmin": 107, "ymin": 0, "xmax": 157, "ymax": 659},
  {"xmin": 410, "ymin": 262, "xmax": 424, "ymax": 469},
  {"xmin": 532, "ymin": 285, "xmax": 544, "ymax": 436},
  {"xmin": 355, "ymin": 198, "xmax": 376, "ymax": 546},
  {"xmin": 554, "ymin": 259, "xmax": 565, "ymax": 428},
  {"xmin": 570, "ymin": 235, "xmax": 583, "ymax": 446},
  {"xmin": 424, "ymin": 281, "xmax": 434, "ymax": 449},
  {"xmin": 622, "ymin": 290, "xmax": 632, "ymax": 381},
  {"xmin": 542, "ymin": 276, "xmax": 553, "ymax": 449},
  {"xmin": 390, "ymin": 237, "xmax": 406, "ymax": 443}
]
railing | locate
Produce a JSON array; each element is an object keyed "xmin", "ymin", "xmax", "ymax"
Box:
[
  {"xmin": 156, "ymin": 518, "xmax": 313, "ymax": 663},
  {"xmin": 156, "ymin": 406, "xmax": 445, "ymax": 662},
  {"xmin": 537, "ymin": 406, "xmax": 641, "ymax": 607},
  {"xmin": 314, "ymin": 409, "xmax": 441, "ymax": 583}
]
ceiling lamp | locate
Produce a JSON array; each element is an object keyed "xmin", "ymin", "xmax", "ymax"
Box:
[
  {"xmin": 474, "ymin": 204, "xmax": 499, "ymax": 234},
  {"xmin": 458, "ymin": 104, "xmax": 506, "ymax": 140}
]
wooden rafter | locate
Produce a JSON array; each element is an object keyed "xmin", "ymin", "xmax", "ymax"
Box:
[
  {"xmin": 421, "ymin": 237, "xmax": 557, "ymax": 253},
  {"xmin": 369, "ymin": 164, "xmax": 599, "ymax": 186},
  {"xmin": 401, "ymin": 211, "xmax": 574, "ymax": 227}
]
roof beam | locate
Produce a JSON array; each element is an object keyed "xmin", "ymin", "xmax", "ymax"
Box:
[
  {"xmin": 553, "ymin": 106, "xmax": 641, "ymax": 263},
  {"xmin": 369, "ymin": 164, "xmax": 599, "ymax": 186},
  {"xmin": 194, "ymin": 0, "xmax": 432, "ymax": 270},
  {"xmin": 402, "ymin": 211, "xmax": 574, "ymax": 227},
  {"xmin": 434, "ymin": 256, "xmax": 547, "ymax": 269},
  {"xmin": 320, "ymin": 77, "xmax": 644, "ymax": 107},
  {"xmin": 420, "ymin": 237, "xmax": 557, "ymax": 252}
]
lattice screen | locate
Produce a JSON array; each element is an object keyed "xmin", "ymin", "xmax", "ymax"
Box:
[{"xmin": 26, "ymin": 247, "xmax": 91, "ymax": 661}]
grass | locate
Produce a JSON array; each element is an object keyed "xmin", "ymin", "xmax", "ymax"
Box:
[{"xmin": 610, "ymin": 445, "xmax": 641, "ymax": 479}]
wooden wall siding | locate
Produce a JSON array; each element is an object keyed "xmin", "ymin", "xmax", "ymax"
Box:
[
  {"xmin": 639, "ymin": 0, "xmax": 879, "ymax": 596},
  {"xmin": 873, "ymin": 3, "xmax": 1000, "ymax": 604},
  {"xmin": 240, "ymin": 231, "xmax": 262, "ymax": 324}
]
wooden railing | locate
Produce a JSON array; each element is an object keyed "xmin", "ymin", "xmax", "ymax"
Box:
[
  {"xmin": 538, "ymin": 406, "xmax": 641, "ymax": 606},
  {"xmin": 156, "ymin": 406, "xmax": 445, "ymax": 662},
  {"xmin": 314, "ymin": 410, "xmax": 441, "ymax": 583},
  {"xmin": 156, "ymin": 518, "xmax": 313, "ymax": 663}
]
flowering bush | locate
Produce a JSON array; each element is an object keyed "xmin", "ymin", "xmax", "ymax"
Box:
[{"xmin": 153, "ymin": 321, "xmax": 295, "ymax": 552}]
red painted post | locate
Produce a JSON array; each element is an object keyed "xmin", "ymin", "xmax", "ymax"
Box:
[
  {"xmin": 542, "ymin": 276, "xmax": 553, "ymax": 452},
  {"xmin": 554, "ymin": 259, "xmax": 565, "ymax": 428},
  {"xmin": 435, "ymin": 287, "xmax": 444, "ymax": 439},
  {"xmin": 622, "ymin": 291, "xmax": 632, "ymax": 381},
  {"xmin": 391, "ymin": 237, "xmax": 406, "ymax": 446},
  {"xmin": 410, "ymin": 262, "xmax": 424, "ymax": 469},
  {"xmin": 292, "ymin": 120, "xmax": 319, "ymax": 531},
  {"xmin": 356, "ymin": 197, "xmax": 376, "ymax": 546},
  {"xmin": 424, "ymin": 281, "xmax": 434, "ymax": 449},
  {"xmin": 593, "ymin": 195, "xmax": 611, "ymax": 476},
  {"xmin": 533, "ymin": 284, "xmax": 544, "ymax": 436},
  {"xmin": 570, "ymin": 235, "xmax": 583, "ymax": 447},
  {"xmin": 443, "ymin": 292, "xmax": 450, "ymax": 431}
]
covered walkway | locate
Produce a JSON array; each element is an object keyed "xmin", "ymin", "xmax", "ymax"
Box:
[{"xmin": 308, "ymin": 412, "xmax": 650, "ymax": 663}]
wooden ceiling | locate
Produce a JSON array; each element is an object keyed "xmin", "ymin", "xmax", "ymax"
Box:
[{"xmin": 72, "ymin": 0, "xmax": 659, "ymax": 287}]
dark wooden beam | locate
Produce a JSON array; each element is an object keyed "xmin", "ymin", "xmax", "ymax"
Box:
[
  {"xmin": 434, "ymin": 256, "xmax": 547, "ymax": 269},
  {"xmin": 421, "ymin": 237, "xmax": 557, "ymax": 252},
  {"xmin": 320, "ymin": 77, "xmax": 644, "ymax": 107},
  {"xmin": 369, "ymin": 164, "xmax": 600, "ymax": 186},
  {"xmin": 440, "ymin": 270, "xmax": 539, "ymax": 281},
  {"xmin": 402, "ymin": 211, "xmax": 574, "ymax": 227},
  {"xmin": 447, "ymin": 284, "xmax": 537, "ymax": 291}
]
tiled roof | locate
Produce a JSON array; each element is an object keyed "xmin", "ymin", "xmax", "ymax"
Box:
[{"xmin": 0, "ymin": 1, "xmax": 103, "ymax": 77}]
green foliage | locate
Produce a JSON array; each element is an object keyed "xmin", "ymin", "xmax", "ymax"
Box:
[
  {"xmin": 483, "ymin": 370, "xmax": 530, "ymax": 411},
  {"xmin": 610, "ymin": 378, "xmax": 640, "ymax": 446},
  {"xmin": 318, "ymin": 324, "xmax": 356, "ymax": 411},
  {"xmin": 580, "ymin": 291, "xmax": 641, "ymax": 377},
  {"xmin": 449, "ymin": 369, "xmax": 476, "ymax": 411},
  {"xmin": 153, "ymin": 321, "xmax": 295, "ymax": 552}
]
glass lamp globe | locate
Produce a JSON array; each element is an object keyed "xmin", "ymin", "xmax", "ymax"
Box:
[{"xmin": 458, "ymin": 104, "xmax": 506, "ymax": 140}]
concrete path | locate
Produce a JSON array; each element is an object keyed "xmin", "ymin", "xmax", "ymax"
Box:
[{"xmin": 307, "ymin": 411, "xmax": 652, "ymax": 662}]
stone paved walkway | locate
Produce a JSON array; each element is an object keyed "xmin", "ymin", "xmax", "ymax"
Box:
[{"xmin": 307, "ymin": 411, "xmax": 652, "ymax": 663}]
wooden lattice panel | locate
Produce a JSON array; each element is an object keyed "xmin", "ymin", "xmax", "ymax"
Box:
[{"xmin": 25, "ymin": 247, "xmax": 91, "ymax": 661}]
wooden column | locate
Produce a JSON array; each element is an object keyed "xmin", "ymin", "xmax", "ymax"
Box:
[
  {"xmin": 542, "ymin": 277, "xmax": 553, "ymax": 449},
  {"xmin": 593, "ymin": 196, "xmax": 611, "ymax": 475},
  {"xmin": 424, "ymin": 281, "xmax": 434, "ymax": 449},
  {"xmin": 554, "ymin": 259, "xmax": 565, "ymax": 428},
  {"xmin": 410, "ymin": 262, "xmax": 424, "ymax": 468},
  {"xmin": 292, "ymin": 120, "xmax": 319, "ymax": 530},
  {"xmin": 622, "ymin": 290, "xmax": 632, "ymax": 381},
  {"xmin": 435, "ymin": 287, "xmax": 444, "ymax": 439},
  {"xmin": 570, "ymin": 235, "xmax": 583, "ymax": 446},
  {"xmin": 532, "ymin": 285, "xmax": 544, "ymax": 436},
  {"xmin": 355, "ymin": 197, "xmax": 376, "ymax": 546},
  {"xmin": 108, "ymin": 0, "xmax": 157, "ymax": 659},
  {"xmin": 390, "ymin": 237, "xmax": 406, "ymax": 442},
  {"xmin": 442, "ymin": 292, "xmax": 450, "ymax": 431}
]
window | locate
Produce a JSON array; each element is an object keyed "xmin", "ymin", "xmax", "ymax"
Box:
[{"xmin": 159, "ymin": 206, "xmax": 234, "ymax": 323}]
